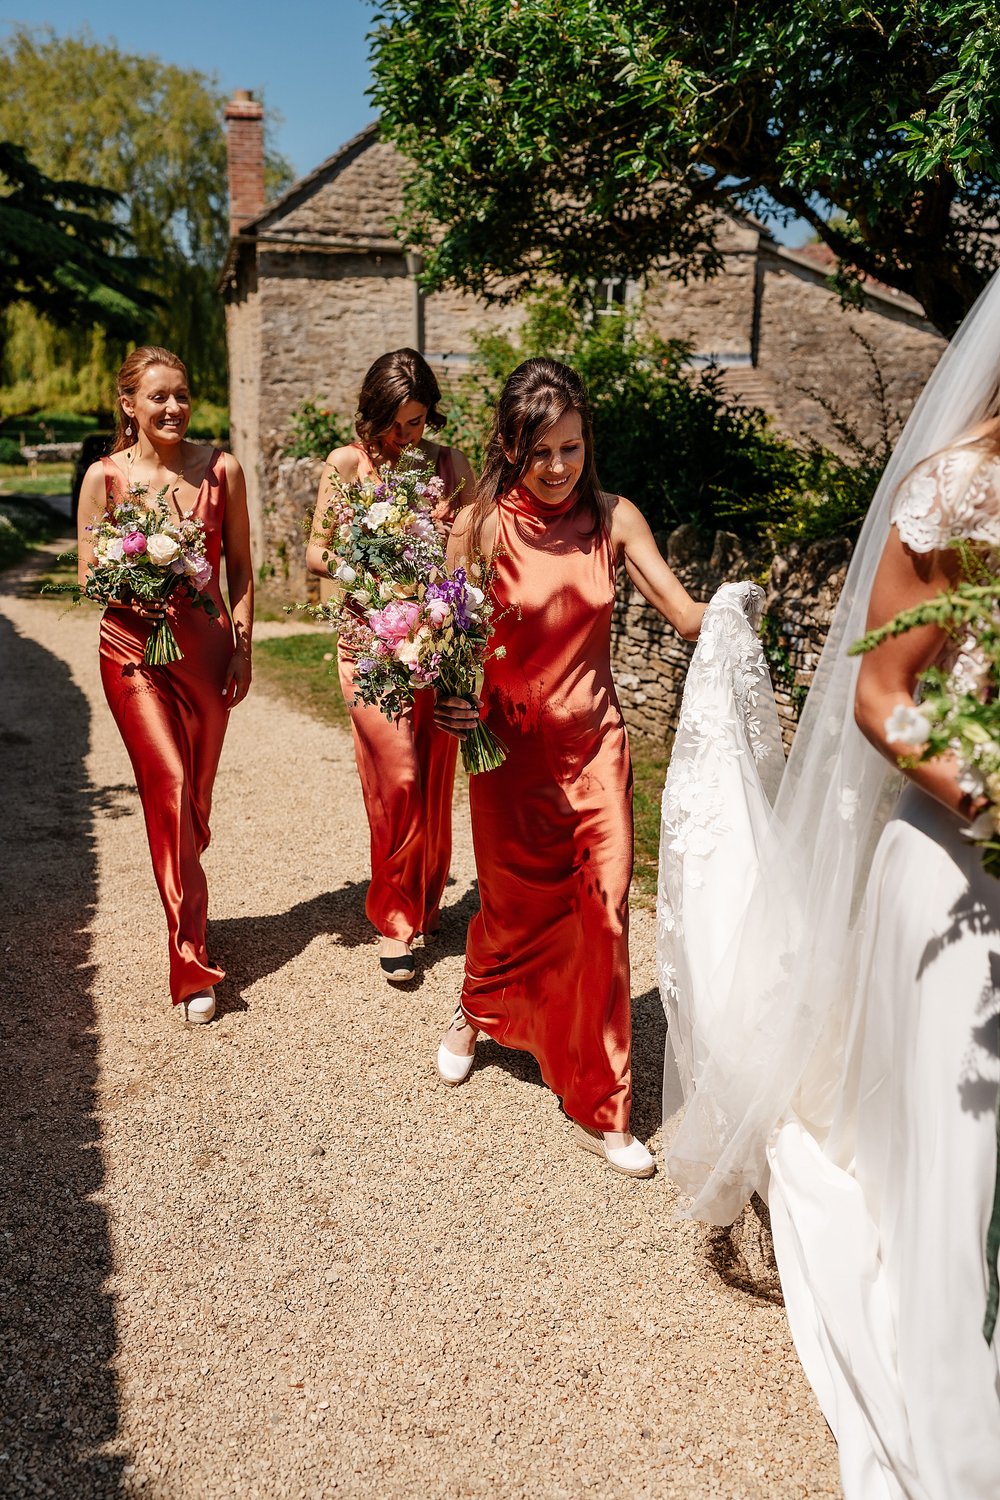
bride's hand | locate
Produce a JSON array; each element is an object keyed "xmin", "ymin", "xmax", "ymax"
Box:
[{"xmin": 435, "ymin": 693, "xmax": 481, "ymax": 740}]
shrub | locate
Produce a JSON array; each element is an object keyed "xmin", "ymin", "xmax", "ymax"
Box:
[
  {"xmin": 440, "ymin": 291, "xmax": 887, "ymax": 547},
  {"xmin": 284, "ymin": 400, "xmax": 350, "ymax": 460},
  {"xmin": 0, "ymin": 437, "xmax": 23, "ymax": 465}
]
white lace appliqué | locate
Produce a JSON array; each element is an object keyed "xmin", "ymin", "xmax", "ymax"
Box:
[
  {"xmin": 891, "ymin": 448, "xmax": 1000, "ymax": 554},
  {"xmin": 892, "ymin": 448, "xmax": 1000, "ymax": 695}
]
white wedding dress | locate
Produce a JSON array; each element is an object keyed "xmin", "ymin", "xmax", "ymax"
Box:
[{"xmin": 659, "ymin": 453, "xmax": 1000, "ymax": 1499}]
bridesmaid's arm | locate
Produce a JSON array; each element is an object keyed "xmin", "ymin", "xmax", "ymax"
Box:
[
  {"xmin": 611, "ymin": 496, "xmax": 705, "ymax": 640},
  {"xmin": 306, "ymin": 447, "xmax": 359, "ymax": 579},
  {"xmin": 221, "ymin": 454, "xmax": 254, "ymax": 709},
  {"xmin": 854, "ymin": 527, "xmax": 975, "ymax": 819},
  {"xmin": 76, "ymin": 463, "xmax": 104, "ymax": 585}
]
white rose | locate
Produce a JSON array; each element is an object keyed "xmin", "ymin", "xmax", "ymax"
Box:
[
  {"xmin": 104, "ymin": 537, "xmax": 125, "ymax": 562},
  {"xmin": 365, "ymin": 501, "xmax": 393, "ymax": 530},
  {"xmin": 334, "ymin": 561, "xmax": 357, "ymax": 585},
  {"xmin": 884, "ymin": 705, "xmax": 931, "ymax": 748},
  {"xmin": 146, "ymin": 533, "xmax": 181, "ymax": 566}
]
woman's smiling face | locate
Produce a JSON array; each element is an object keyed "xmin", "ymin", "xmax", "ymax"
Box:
[
  {"xmin": 513, "ymin": 407, "xmax": 585, "ymax": 506},
  {"xmin": 124, "ymin": 364, "xmax": 192, "ymax": 447}
]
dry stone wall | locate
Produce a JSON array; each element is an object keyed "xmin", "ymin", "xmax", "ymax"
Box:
[{"xmin": 610, "ymin": 526, "xmax": 854, "ymax": 748}]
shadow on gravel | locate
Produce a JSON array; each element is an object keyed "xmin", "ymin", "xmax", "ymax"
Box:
[
  {"xmin": 0, "ymin": 608, "xmax": 125, "ymax": 1496},
  {"xmin": 210, "ymin": 879, "xmax": 374, "ymax": 1011},
  {"xmin": 628, "ymin": 986, "xmax": 667, "ymax": 1144}
]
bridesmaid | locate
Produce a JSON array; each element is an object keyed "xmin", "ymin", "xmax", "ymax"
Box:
[
  {"xmin": 77, "ymin": 346, "xmax": 253, "ymax": 1023},
  {"xmin": 435, "ymin": 359, "xmax": 705, "ymax": 1177},
  {"xmin": 306, "ymin": 348, "xmax": 475, "ymax": 983}
]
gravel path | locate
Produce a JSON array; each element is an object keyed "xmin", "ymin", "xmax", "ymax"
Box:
[{"xmin": 1, "ymin": 540, "xmax": 840, "ymax": 1500}]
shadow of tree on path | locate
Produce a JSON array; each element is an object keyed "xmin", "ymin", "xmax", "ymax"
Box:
[{"xmin": 0, "ymin": 608, "xmax": 124, "ymax": 1496}]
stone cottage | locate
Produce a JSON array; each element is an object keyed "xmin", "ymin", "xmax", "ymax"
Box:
[{"xmin": 219, "ymin": 90, "xmax": 945, "ymax": 606}]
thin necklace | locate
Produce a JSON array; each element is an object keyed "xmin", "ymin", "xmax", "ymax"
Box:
[{"xmin": 127, "ymin": 444, "xmax": 196, "ymax": 515}]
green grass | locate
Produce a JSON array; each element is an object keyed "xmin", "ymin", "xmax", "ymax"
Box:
[
  {"xmin": 253, "ymin": 629, "xmax": 671, "ymax": 904},
  {"xmin": 631, "ymin": 736, "xmax": 672, "ymax": 907},
  {"xmin": 0, "ymin": 468, "xmax": 73, "ymax": 494},
  {"xmin": 253, "ymin": 631, "xmax": 349, "ymax": 731},
  {"xmin": 0, "ymin": 497, "xmax": 67, "ymax": 571}
]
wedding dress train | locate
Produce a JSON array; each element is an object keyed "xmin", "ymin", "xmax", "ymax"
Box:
[{"xmin": 658, "ymin": 459, "xmax": 1000, "ymax": 1496}]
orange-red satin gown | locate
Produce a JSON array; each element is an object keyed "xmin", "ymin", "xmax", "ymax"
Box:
[
  {"xmin": 461, "ymin": 485, "xmax": 634, "ymax": 1133},
  {"xmin": 98, "ymin": 453, "xmax": 235, "ymax": 1005},
  {"xmin": 338, "ymin": 444, "xmax": 460, "ymax": 942}
]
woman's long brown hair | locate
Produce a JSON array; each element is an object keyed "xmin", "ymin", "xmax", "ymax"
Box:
[
  {"xmin": 355, "ymin": 348, "xmax": 446, "ymax": 445},
  {"xmin": 469, "ymin": 358, "xmax": 610, "ymax": 554}
]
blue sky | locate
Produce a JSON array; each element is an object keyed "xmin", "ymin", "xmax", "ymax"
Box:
[{"xmin": 4, "ymin": 2, "xmax": 378, "ymax": 179}]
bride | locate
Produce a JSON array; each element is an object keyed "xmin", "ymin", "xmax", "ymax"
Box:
[{"xmin": 659, "ymin": 276, "xmax": 1000, "ymax": 1497}]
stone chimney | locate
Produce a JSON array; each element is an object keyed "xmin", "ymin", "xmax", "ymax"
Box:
[{"xmin": 225, "ymin": 90, "xmax": 265, "ymax": 237}]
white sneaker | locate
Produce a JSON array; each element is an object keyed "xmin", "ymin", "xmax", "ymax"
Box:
[
  {"xmin": 572, "ymin": 1121, "xmax": 655, "ymax": 1178},
  {"xmin": 184, "ymin": 988, "xmax": 216, "ymax": 1024}
]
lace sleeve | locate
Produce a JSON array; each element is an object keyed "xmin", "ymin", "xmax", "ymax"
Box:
[{"xmin": 890, "ymin": 447, "xmax": 1000, "ymax": 553}]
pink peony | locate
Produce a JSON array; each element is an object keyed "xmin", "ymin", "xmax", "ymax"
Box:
[
  {"xmin": 369, "ymin": 599, "xmax": 420, "ymax": 648},
  {"xmin": 122, "ymin": 530, "xmax": 147, "ymax": 556}
]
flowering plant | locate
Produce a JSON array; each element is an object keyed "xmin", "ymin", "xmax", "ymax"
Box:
[
  {"xmin": 50, "ymin": 485, "xmax": 219, "ymax": 665},
  {"xmin": 850, "ymin": 566, "xmax": 1000, "ymax": 878},
  {"xmin": 311, "ymin": 452, "xmax": 506, "ymax": 773}
]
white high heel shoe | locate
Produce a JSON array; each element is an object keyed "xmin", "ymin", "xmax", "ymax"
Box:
[
  {"xmin": 436, "ymin": 1006, "xmax": 475, "ymax": 1085},
  {"xmin": 184, "ymin": 988, "xmax": 216, "ymax": 1024},
  {"xmin": 572, "ymin": 1121, "xmax": 655, "ymax": 1178}
]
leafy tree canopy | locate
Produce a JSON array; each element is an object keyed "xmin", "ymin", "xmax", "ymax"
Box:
[
  {"xmin": 0, "ymin": 26, "xmax": 293, "ymax": 399},
  {"xmin": 0, "ymin": 141, "xmax": 154, "ymax": 332},
  {"xmin": 370, "ymin": 0, "xmax": 1000, "ymax": 335}
]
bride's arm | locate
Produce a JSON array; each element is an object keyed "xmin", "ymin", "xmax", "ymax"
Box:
[
  {"xmin": 610, "ymin": 496, "xmax": 705, "ymax": 640},
  {"xmin": 854, "ymin": 527, "xmax": 976, "ymax": 818}
]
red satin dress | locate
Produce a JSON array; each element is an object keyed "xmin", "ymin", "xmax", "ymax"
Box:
[
  {"xmin": 338, "ymin": 444, "xmax": 460, "ymax": 941},
  {"xmin": 98, "ymin": 453, "xmax": 234, "ymax": 1005},
  {"xmin": 461, "ymin": 485, "xmax": 634, "ymax": 1132}
]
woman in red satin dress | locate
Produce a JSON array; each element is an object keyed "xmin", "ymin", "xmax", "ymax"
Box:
[
  {"xmin": 306, "ymin": 348, "xmax": 475, "ymax": 983},
  {"xmin": 77, "ymin": 346, "xmax": 254, "ymax": 1023},
  {"xmin": 435, "ymin": 359, "xmax": 705, "ymax": 1177}
]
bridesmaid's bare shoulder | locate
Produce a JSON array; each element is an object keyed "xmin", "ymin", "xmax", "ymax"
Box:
[
  {"xmin": 324, "ymin": 444, "xmax": 362, "ymax": 483},
  {"xmin": 448, "ymin": 501, "xmax": 497, "ymax": 568}
]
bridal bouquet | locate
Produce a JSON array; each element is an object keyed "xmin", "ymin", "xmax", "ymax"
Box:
[
  {"xmin": 80, "ymin": 487, "xmax": 218, "ymax": 665},
  {"xmin": 850, "ymin": 569, "xmax": 1000, "ymax": 878},
  {"xmin": 327, "ymin": 563, "xmax": 506, "ymax": 775},
  {"xmin": 311, "ymin": 453, "xmax": 506, "ymax": 773},
  {"xmin": 316, "ymin": 451, "xmax": 447, "ymax": 590}
]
